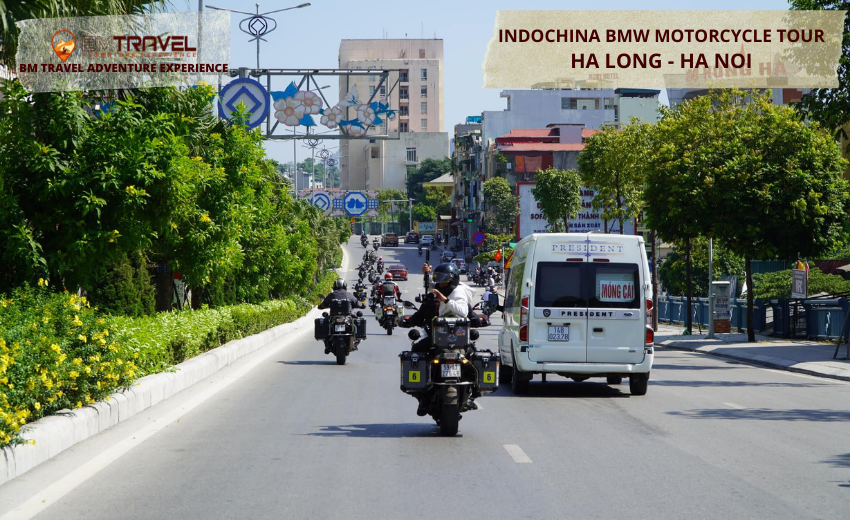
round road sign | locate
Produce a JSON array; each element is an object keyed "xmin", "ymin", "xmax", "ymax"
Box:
[{"xmin": 472, "ymin": 231, "xmax": 485, "ymax": 245}]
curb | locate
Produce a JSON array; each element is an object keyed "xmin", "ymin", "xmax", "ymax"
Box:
[
  {"xmin": 0, "ymin": 246, "xmax": 347, "ymax": 486},
  {"xmin": 656, "ymin": 339, "xmax": 850, "ymax": 383}
]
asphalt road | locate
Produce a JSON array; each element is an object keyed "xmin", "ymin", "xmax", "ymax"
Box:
[{"xmin": 1, "ymin": 236, "xmax": 849, "ymax": 520}]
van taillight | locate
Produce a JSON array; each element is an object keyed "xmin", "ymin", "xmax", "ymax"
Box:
[
  {"xmin": 646, "ymin": 326, "xmax": 654, "ymax": 345},
  {"xmin": 519, "ymin": 296, "xmax": 529, "ymax": 342},
  {"xmin": 646, "ymin": 299, "xmax": 653, "ymax": 311}
]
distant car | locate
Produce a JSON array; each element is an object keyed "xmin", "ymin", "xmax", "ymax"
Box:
[
  {"xmin": 420, "ymin": 235, "xmax": 434, "ymax": 245},
  {"xmin": 451, "ymin": 258, "xmax": 467, "ymax": 273},
  {"xmin": 381, "ymin": 233, "xmax": 399, "ymax": 247},
  {"xmin": 388, "ymin": 264, "xmax": 408, "ymax": 281},
  {"xmin": 405, "ymin": 232, "xmax": 420, "ymax": 244},
  {"xmin": 440, "ymin": 251, "xmax": 456, "ymax": 263}
]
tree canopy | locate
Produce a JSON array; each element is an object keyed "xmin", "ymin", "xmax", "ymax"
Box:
[
  {"xmin": 482, "ymin": 177, "xmax": 519, "ymax": 233},
  {"xmin": 406, "ymin": 157, "xmax": 451, "ymax": 201},
  {"xmin": 530, "ymin": 167, "xmax": 583, "ymax": 232}
]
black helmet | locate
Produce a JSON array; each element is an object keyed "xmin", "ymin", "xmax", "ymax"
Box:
[
  {"xmin": 333, "ymin": 279, "xmax": 347, "ymax": 291},
  {"xmin": 432, "ymin": 262, "xmax": 460, "ymax": 294}
]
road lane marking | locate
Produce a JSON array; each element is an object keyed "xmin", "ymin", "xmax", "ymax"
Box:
[
  {"xmin": 723, "ymin": 402, "xmax": 746, "ymax": 409},
  {"xmin": 0, "ymin": 326, "xmax": 312, "ymax": 520},
  {"xmin": 504, "ymin": 444, "xmax": 533, "ymax": 463}
]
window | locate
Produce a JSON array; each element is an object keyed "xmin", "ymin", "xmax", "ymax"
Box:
[
  {"xmin": 588, "ymin": 264, "xmax": 640, "ymax": 309},
  {"xmin": 420, "ymin": 102, "xmax": 427, "ymax": 114},
  {"xmin": 399, "ymin": 122, "xmax": 409, "ymax": 132},
  {"xmin": 371, "ymin": 145, "xmax": 379, "ymax": 159},
  {"xmin": 419, "ymin": 48, "xmax": 425, "ymax": 58},
  {"xmin": 399, "ymin": 69, "xmax": 409, "ymax": 82},
  {"xmin": 369, "ymin": 86, "xmax": 376, "ymax": 96},
  {"xmin": 562, "ymin": 98, "xmax": 577, "ymax": 110},
  {"xmin": 406, "ymin": 148, "xmax": 417, "ymax": 162},
  {"xmin": 420, "ymin": 119, "xmax": 428, "ymax": 130},
  {"xmin": 379, "ymin": 85, "xmax": 386, "ymax": 97},
  {"xmin": 399, "ymin": 87, "xmax": 409, "ymax": 100},
  {"xmin": 421, "ymin": 86, "xmax": 427, "ymax": 98},
  {"xmin": 369, "ymin": 74, "xmax": 376, "ymax": 82},
  {"xmin": 399, "ymin": 105, "xmax": 409, "ymax": 116},
  {"xmin": 420, "ymin": 68, "xmax": 427, "ymax": 81},
  {"xmin": 535, "ymin": 263, "xmax": 586, "ymax": 308}
]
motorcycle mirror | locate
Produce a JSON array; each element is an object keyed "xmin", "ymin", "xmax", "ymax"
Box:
[
  {"xmin": 414, "ymin": 296, "xmax": 422, "ymax": 303},
  {"xmin": 403, "ymin": 301, "xmax": 417, "ymax": 309},
  {"xmin": 408, "ymin": 329, "xmax": 421, "ymax": 340},
  {"xmin": 317, "ymin": 294, "xmax": 325, "ymax": 299},
  {"xmin": 470, "ymin": 329, "xmax": 480, "ymax": 341},
  {"xmin": 322, "ymin": 312, "xmax": 329, "ymax": 318},
  {"xmin": 356, "ymin": 311, "xmax": 363, "ymax": 317}
]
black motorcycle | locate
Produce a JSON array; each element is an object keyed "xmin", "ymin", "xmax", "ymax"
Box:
[
  {"xmin": 353, "ymin": 286, "xmax": 368, "ymax": 306},
  {"xmin": 418, "ymin": 246, "xmax": 423, "ymax": 257},
  {"xmin": 399, "ymin": 305, "xmax": 497, "ymax": 436},
  {"xmin": 315, "ymin": 299, "xmax": 366, "ymax": 365},
  {"xmin": 377, "ymin": 262, "xmax": 384, "ymax": 274},
  {"xmin": 372, "ymin": 240, "xmax": 380, "ymax": 251}
]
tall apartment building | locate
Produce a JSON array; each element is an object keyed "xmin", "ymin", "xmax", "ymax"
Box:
[{"xmin": 338, "ymin": 39, "xmax": 449, "ymax": 191}]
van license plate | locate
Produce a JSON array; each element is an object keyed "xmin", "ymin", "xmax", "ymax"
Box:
[
  {"xmin": 548, "ymin": 326, "xmax": 569, "ymax": 341},
  {"xmin": 441, "ymin": 364, "xmax": 461, "ymax": 378}
]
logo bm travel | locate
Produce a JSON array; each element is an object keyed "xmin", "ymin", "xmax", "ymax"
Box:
[{"xmin": 21, "ymin": 31, "xmax": 227, "ymax": 75}]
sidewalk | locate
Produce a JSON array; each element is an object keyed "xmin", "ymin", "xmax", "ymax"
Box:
[{"xmin": 655, "ymin": 323, "xmax": 850, "ymax": 382}]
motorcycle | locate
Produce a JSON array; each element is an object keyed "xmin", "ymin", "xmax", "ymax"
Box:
[
  {"xmin": 377, "ymin": 262, "xmax": 384, "ymax": 274},
  {"xmin": 361, "ymin": 238, "xmax": 368, "ymax": 248},
  {"xmin": 398, "ymin": 300, "xmax": 497, "ymax": 436},
  {"xmin": 315, "ymin": 298, "xmax": 366, "ymax": 365},
  {"xmin": 372, "ymin": 240, "xmax": 380, "ymax": 251},
  {"xmin": 418, "ymin": 247, "xmax": 423, "ymax": 257},
  {"xmin": 430, "ymin": 243, "xmax": 438, "ymax": 252},
  {"xmin": 354, "ymin": 286, "xmax": 368, "ymax": 306},
  {"xmin": 378, "ymin": 295, "xmax": 401, "ymax": 335}
]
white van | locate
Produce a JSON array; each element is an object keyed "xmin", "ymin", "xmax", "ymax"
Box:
[{"xmin": 498, "ymin": 233, "xmax": 654, "ymax": 395}]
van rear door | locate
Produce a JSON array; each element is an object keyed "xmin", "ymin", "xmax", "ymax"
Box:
[
  {"xmin": 585, "ymin": 262, "xmax": 645, "ymax": 364},
  {"xmin": 528, "ymin": 261, "xmax": 587, "ymax": 362}
]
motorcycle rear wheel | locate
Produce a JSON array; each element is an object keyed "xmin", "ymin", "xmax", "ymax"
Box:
[
  {"xmin": 439, "ymin": 403, "xmax": 459, "ymax": 436},
  {"xmin": 334, "ymin": 337, "xmax": 348, "ymax": 365}
]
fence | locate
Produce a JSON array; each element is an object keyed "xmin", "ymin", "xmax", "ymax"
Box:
[{"xmin": 657, "ymin": 295, "xmax": 850, "ymax": 341}]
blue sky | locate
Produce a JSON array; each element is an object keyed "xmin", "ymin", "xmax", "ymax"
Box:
[{"xmin": 174, "ymin": 0, "xmax": 792, "ymax": 165}]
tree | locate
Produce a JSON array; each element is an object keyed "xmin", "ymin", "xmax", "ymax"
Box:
[
  {"xmin": 646, "ymin": 90, "xmax": 850, "ymax": 341},
  {"xmin": 412, "ymin": 203, "xmax": 436, "ymax": 223},
  {"xmin": 530, "ymin": 167, "xmax": 583, "ymax": 232},
  {"xmin": 659, "ymin": 237, "xmax": 745, "ymax": 297},
  {"xmin": 482, "ymin": 177, "xmax": 520, "ymax": 232},
  {"xmin": 406, "ymin": 157, "xmax": 451, "ymax": 201},
  {"xmin": 788, "ymin": 1, "xmax": 850, "ymax": 146},
  {"xmin": 0, "ymin": 0, "xmax": 168, "ymax": 67},
  {"xmin": 422, "ymin": 186, "xmax": 451, "ymax": 216},
  {"xmin": 577, "ymin": 122, "xmax": 651, "ymax": 233}
]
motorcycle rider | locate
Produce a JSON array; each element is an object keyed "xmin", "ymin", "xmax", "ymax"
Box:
[
  {"xmin": 318, "ymin": 279, "xmax": 366, "ymax": 352},
  {"xmin": 417, "ymin": 243, "xmax": 423, "ymax": 256},
  {"xmin": 378, "ymin": 273, "xmax": 402, "ymax": 299},
  {"xmin": 400, "ymin": 262, "xmax": 480, "ymax": 414},
  {"xmin": 377, "ymin": 257, "xmax": 384, "ymax": 273}
]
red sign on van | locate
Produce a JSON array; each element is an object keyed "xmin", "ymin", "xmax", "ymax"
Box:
[{"xmin": 598, "ymin": 277, "xmax": 635, "ymax": 302}]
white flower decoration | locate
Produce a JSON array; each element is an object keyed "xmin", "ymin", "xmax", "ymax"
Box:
[
  {"xmin": 347, "ymin": 124, "xmax": 367, "ymax": 137},
  {"xmin": 274, "ymin": 97, "xmax": 305, "ymax": 126},
  {"xmin": 356, "ymin": 104, "xmax": 376, "ymax": 126},
  {"xmin": 294, "ymin": 90, "xmax": 322, "ymax": 115},
  {"xmin": 321, "ymin": 105, "xmax": 343, "ymax": 129}
]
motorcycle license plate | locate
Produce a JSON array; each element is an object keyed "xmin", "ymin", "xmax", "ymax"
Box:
[
  {"xmin": 548, "ymin": 326, "xmax": 569, "ymax": 341},
  {"xmin": 441, "ymin": 364, "xmax": 461, "ymax": 378},
  {"xmin": 335, "ymin": 325, "xmax": 347, "ymax": 333}
]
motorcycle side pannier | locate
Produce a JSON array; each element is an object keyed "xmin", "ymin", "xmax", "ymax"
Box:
[
  {"xmin": 471, "ymin": 349, "xmax": 500, "ymax": 393},
  {"xmin": 314, "ymin": 317, "xmax": 328, "ymax": 341},
  {"xmin": 330, "ymin": 299, "xmax": 352, "ymax": 316},
  {"xmin": 399, "ymin": 351, "xmax": 430, "ymax": 392},
  {"xmin": 354, "ymin": 317, "xmax": 367, "ymax": 339}
]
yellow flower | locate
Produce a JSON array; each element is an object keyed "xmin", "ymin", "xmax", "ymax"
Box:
[
  {"xmin": 73, "ymin": 357, "xmax": 82, "ymax": 365},
  {"xmin": 192, "ymin": 156, "xmax": 203, "ymax": 161},
  {"xmin": 78, "ymin": 335, "xmax": 87, "ymax": 343},
  {"xmin": 34, "ymin": 402, "xmax": 40, "ymax": 411},
  {"xmin": 103, "ymin": 329, "xmax": 108, "ymax": 337},
  {"xmin": 42, "ymin": 316, "xmax": 49, "ymax": 324},
  {"xmin": 200, "ymin": 213, "xmax": 211, "ymax": 223},
  {"xmin": 37, "ymin": 278, "xmax": 47, "ymax": 287},
  {"xmin": 75, "ymin": 402, "xmax": 82, "ymax": 408},
  {"xmin": 68, "ymin": 371, "xmax": 79, "ymax": 378}
]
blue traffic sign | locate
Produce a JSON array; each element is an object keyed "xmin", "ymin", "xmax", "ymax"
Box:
[
  {"xmin": 218, "ymin": 78, "xmax": 269, "ymax": 129},
  {"xmin": 343, "ymin": 191, "xmax": 368, "ymax": 216},
  {"xmin": 311, "ymin": 192, "xmax": 331, "ymax": 213},
  {"xmin": 472, "ymin": 231, "xmax": 485, "ymax": 245}
]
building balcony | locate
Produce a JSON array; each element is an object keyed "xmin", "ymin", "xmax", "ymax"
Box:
[{"xmin": 398, "ymin": 97, "xmax": 409, "ymax": 104}]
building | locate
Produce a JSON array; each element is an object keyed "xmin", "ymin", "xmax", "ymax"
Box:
[
  {"xmin": 338, "ymin": 39, "xmax": 449, "ymax": 191},
  {"xmin": 453, "ymin": 118, "xmax": 482, "ymax": 247}
]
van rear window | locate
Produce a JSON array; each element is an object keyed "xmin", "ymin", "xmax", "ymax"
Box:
[
  {"xmin": 534, "ymin": 263, "xmax": 586, "ymax": 308},
  {"xmin": 588, "ymin": 264, "xmax": 640, "ymax": 309}
]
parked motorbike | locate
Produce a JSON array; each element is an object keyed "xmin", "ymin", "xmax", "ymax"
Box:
[
  {"xmin": 314, "ymin": 298, "xmax": 366, "ymax": 365},
  {"xmin": 398, "ymin": 301, "xmax": 497, "ymax": 436}
]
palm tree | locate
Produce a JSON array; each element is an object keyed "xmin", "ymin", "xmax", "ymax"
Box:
[{"xmin": 0, "ymin": 0, "xmax": 169, "ymax": 67}]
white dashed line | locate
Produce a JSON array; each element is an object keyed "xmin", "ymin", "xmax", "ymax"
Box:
[
  {"xmin": 723, "ymin": 402, "xmax": 746, "ymax": 409},
  {"xmin": 504, "ymin": 444, "xmax": 533, "ymax": 463}
]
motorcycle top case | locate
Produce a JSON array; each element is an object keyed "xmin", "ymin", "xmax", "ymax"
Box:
[
  {"xmin": 399, "ymin": 351, "xmax": 430, "ymax": 392},
  {"xmin": 470, "ymin": 349, "xmax": 500, "ymax": 393},
  {"xmin": 330, "ymin": 299, "xmax": 352, "ymax": 316},
  {"xmin": 314, "ymin": 317, "xmax": 328, "ymax": 341},
  {"xmin": 431, "ymin": 317, "xmax": 471, "ymax": 348},
  {"xmin": 354, "ymin": 317, "xmax": 367, "ymax": 339}
]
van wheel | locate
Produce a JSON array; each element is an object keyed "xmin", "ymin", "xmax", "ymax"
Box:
[
  {"xmin": 511, "ymin": 366, "xmax": 529, "ymax": 395},
  {"xmin": 607, "ymin": 376, "xmax": 623, "ymax": 385},
  {"xmin": 629, "ymin": 372, "xmax": 649, "ymax": 395},
  {"xmin": 499, "ymin": 364, "xmax": 513, "ymax": 385}
]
